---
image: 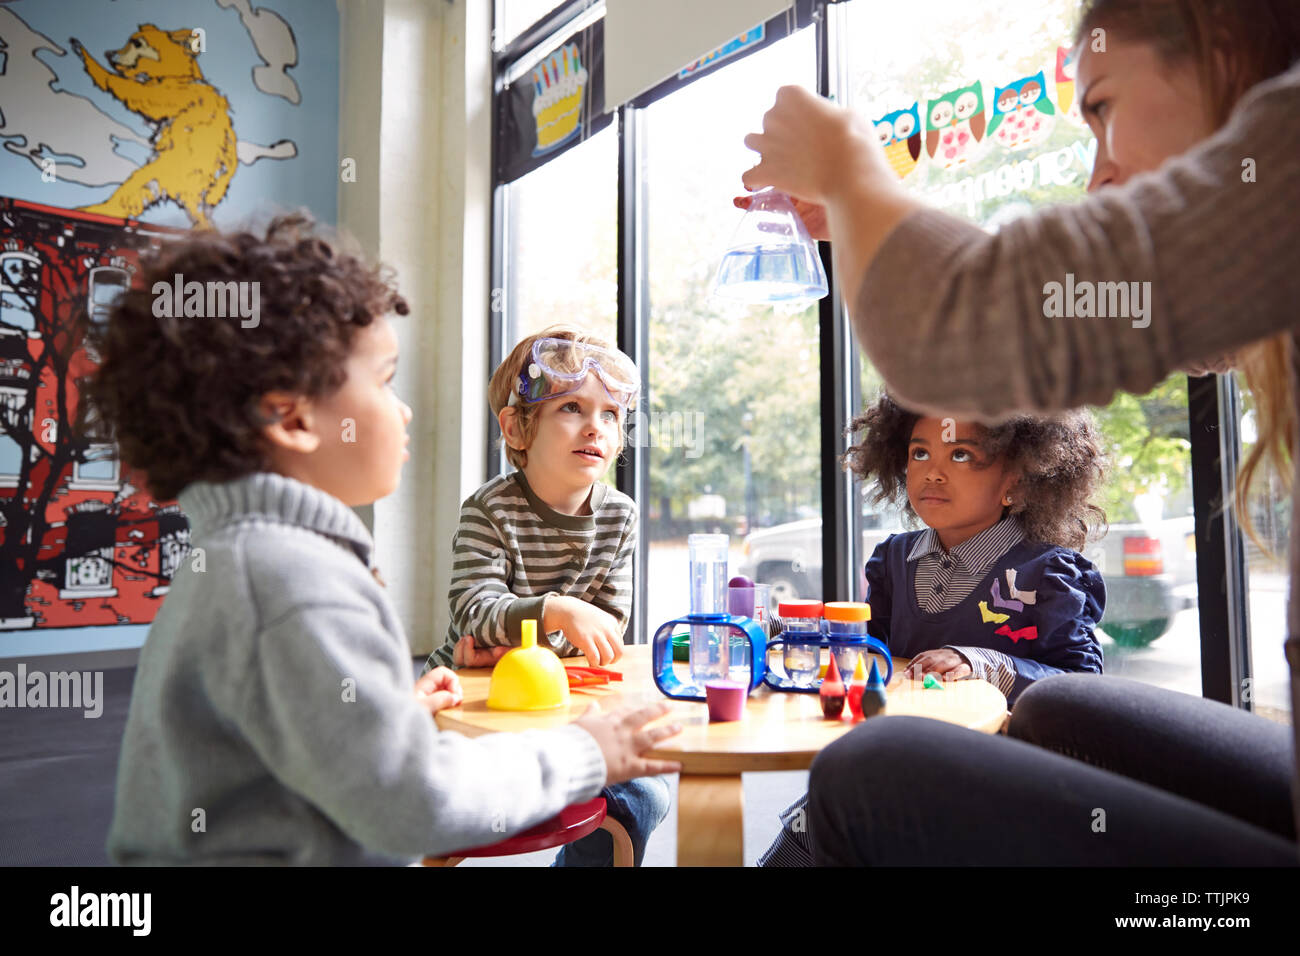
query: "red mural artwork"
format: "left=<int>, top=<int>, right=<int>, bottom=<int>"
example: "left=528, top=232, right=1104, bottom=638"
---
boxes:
left=0, top=196, right=187, bottom=631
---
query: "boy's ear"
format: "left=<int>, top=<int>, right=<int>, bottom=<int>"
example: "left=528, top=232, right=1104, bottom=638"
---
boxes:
left=498, top=406, right=527, bottom=451
left=259, top=392, right=322, bottom=454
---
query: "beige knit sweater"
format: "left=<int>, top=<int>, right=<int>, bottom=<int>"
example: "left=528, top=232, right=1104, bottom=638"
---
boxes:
left=852, top=62, right=1300, bottom=851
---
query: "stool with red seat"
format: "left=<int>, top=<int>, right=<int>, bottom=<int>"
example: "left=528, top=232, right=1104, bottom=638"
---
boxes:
left=422, top=796, right=633, bottom=867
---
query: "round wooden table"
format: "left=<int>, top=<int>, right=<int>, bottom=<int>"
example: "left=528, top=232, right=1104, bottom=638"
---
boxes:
left=434, top=644, right=1007, bottom=866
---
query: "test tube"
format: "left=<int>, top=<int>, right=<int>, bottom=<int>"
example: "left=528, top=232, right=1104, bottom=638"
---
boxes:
left=688, top=534, right=729, bottom=686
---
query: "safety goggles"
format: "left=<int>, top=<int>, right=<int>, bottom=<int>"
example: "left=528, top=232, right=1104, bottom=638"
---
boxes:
left=508, top=337, right=641, bottom=409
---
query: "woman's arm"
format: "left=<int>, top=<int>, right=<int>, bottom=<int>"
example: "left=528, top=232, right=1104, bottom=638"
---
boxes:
left=745, top=67, right=1300, bottom=419
left=742, top=85, right=921, bottom=302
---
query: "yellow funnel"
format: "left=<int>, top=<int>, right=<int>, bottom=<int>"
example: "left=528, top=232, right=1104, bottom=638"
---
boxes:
left=487, top=620, right=571, bottom=711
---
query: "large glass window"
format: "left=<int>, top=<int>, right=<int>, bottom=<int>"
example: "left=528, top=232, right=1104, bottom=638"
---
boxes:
left=841, top=0, right=1199, bottom=694
left=505, top=127, right=617, bottom=345
left=491, top=1, right=1263, bottom=711
left=1239, top=383, right=1292, bottom=724
left=501, top=124, right=617, bottom=483
left=642, top=30, right=819, bottom=617
left=495, top=0, right=568, bottom=51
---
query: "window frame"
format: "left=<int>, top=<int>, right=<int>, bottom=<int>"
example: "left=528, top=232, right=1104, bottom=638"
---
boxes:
left=487, top=0, right=1258, bottom=715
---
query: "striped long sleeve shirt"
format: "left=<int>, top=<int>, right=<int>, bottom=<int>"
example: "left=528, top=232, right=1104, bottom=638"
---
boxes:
left=425, top=470, right=637, bottom=670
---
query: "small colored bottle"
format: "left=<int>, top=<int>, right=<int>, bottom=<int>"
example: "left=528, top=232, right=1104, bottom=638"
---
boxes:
left=824, top=602, right=872, bottom=682
left=859, top=658, right=887, bottom=719
left=819, top=653, right=846, bottom=719
left=777, top=599, right=823, bottom=687
left=846, top=653, right=868, bottom=720
left=687, top=533, right=730, bottom=688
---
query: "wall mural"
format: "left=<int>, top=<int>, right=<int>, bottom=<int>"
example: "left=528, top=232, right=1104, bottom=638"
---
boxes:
left=0, top=0, right=338, bottom=650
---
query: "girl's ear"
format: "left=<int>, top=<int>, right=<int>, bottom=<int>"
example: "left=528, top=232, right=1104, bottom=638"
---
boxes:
left=1001, top=469, right=1022, bottom=507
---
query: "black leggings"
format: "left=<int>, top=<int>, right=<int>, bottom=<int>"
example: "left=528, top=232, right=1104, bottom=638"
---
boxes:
left=806, top=674, right=1299, bottom=865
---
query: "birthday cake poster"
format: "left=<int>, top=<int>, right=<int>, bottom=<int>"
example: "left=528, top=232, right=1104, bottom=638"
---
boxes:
left=499, top=18, right=608, bottom=183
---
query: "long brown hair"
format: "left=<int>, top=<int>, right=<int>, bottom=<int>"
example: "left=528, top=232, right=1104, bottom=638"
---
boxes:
left=1077, top=0, right=1300, bottom=550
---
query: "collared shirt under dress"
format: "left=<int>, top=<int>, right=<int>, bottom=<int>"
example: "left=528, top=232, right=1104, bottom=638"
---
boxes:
left=876, top=515, right=1105, bottom=704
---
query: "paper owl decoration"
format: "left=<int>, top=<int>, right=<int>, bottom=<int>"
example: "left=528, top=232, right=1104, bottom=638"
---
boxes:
left=986, top=71, right=1057, bottom=151
left=925, top=81, right=986, bottom=169
left=1056, top=46, right=1086, bottom=126
left=874, top=103, right=923, bottom=180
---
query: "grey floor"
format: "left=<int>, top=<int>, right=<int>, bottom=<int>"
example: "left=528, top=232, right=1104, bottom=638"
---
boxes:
left=0, top=658, right=804, bottom=866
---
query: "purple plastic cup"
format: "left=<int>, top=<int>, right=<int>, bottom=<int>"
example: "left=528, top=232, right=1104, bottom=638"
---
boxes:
left=705, top=680, right=746, bottom=722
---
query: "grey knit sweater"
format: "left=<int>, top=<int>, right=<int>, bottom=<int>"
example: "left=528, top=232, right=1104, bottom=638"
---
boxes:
left=106, top=473, right=606, bottom=865
left=852, top=63, right=1300, bottom=849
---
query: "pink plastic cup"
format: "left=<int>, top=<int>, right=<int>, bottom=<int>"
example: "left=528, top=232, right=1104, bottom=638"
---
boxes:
left=705, top=680, right=746, bottom=722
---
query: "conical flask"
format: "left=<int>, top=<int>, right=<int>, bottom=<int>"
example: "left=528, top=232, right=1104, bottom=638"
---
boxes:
left=711, top=189, right=829, bottom=303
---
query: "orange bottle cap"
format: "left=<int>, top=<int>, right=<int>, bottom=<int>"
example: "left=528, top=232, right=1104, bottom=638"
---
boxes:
left=823, top=601, right=871, bottom=622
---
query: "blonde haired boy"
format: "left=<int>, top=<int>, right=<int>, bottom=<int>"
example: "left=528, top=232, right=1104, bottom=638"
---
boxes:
left=425, top=326, right=669, bottom=866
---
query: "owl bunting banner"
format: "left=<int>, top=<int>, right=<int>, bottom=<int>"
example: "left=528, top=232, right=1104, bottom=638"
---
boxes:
left=986, top=70, right=1057, bottom=152
left=873, top=103, right=922, bottom=180
left=925, top=80, right=987, bottom=170
left=1056, top=46, right=1087, bottom=127
left=867, top=40, right=1092, bottom=182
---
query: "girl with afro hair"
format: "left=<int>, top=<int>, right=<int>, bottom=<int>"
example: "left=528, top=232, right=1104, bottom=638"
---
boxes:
left=841, top=389, right=1109, bottom=701
left=758, top=391, right=1109, bottom=866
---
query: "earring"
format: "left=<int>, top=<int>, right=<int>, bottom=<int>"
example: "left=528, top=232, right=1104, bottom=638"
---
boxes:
left=1003, top=496, right=1013, bottom=506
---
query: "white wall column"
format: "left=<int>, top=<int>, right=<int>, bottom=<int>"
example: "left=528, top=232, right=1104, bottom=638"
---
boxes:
left=338, top=0, right=491, bottom=655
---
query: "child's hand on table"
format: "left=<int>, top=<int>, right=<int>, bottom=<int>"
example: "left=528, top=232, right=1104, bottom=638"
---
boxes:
left=575, top=701, right=682, bottom=786
left=543, top=596, right=624, bottom=667
left=904, top=649, right=972, bottom=682
left=414, top=666, right=463, bottom=715
left=452, top=634, right=510, bottom=668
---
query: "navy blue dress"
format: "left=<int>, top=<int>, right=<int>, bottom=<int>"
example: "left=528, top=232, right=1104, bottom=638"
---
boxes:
left=865, top=532, right=1105, bottom=704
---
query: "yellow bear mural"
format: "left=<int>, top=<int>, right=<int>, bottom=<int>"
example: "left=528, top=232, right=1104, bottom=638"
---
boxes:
left=71, top=24, right=237, bottom=228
